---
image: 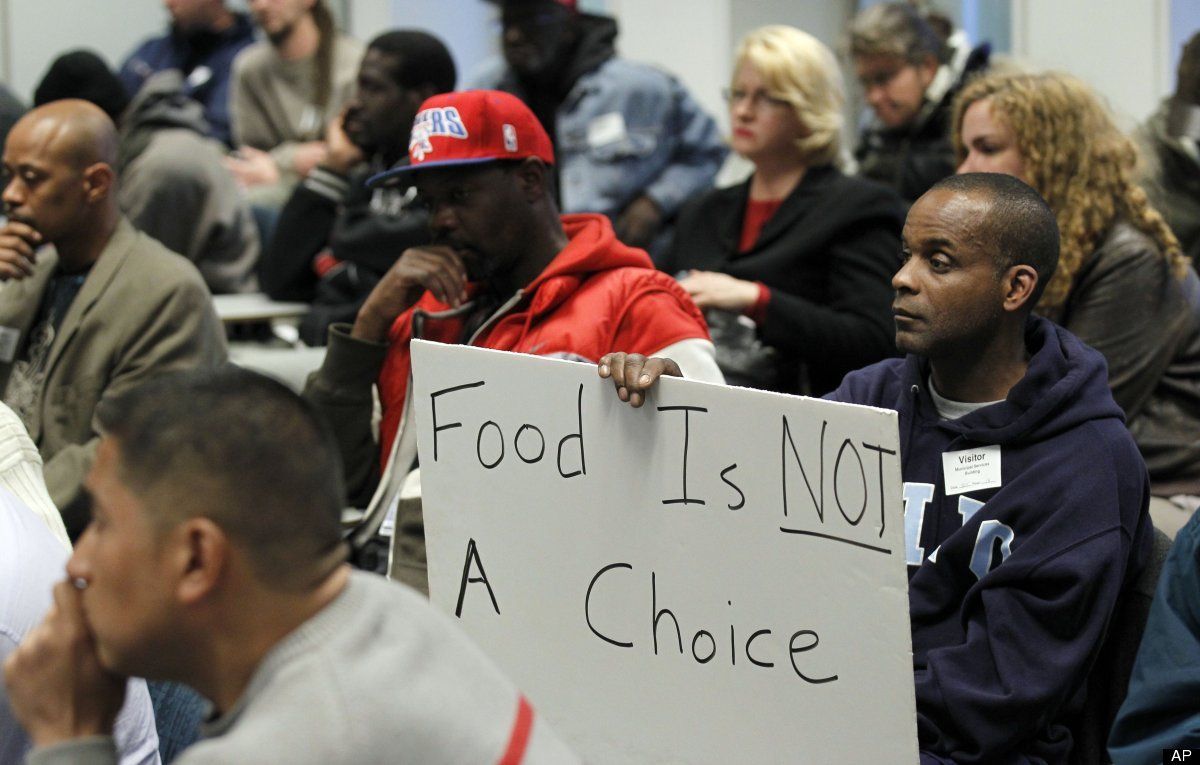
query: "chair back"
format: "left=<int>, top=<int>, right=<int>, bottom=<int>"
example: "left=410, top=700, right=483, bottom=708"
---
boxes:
left=1069, top=526, right=1173, bottom=765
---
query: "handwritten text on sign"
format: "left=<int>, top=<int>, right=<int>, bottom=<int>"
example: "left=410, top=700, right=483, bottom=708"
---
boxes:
left=413, top=341, right=918, bottom=764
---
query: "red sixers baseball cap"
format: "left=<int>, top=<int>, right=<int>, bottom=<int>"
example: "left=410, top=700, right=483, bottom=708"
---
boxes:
left=366, top=90, right=555, bottom=188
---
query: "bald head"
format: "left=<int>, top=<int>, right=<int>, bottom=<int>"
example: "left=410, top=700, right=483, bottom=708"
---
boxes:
left=927, top=173, right=1059, bottom=308
left=2, top=99, right=120, bottom=258
left=11, top=99, right=118, bottom=170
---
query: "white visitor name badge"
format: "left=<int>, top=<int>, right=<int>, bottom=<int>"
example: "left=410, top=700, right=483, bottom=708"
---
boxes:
left=587, top=111, right=627, bottom=148
left=0, top=327, right=20, bottom=364
left=942, top=444, right=1002, bottom=495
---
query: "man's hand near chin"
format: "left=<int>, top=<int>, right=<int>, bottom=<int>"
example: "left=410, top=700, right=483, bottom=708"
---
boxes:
left=0, top=219, right=43, bottom=281
left=3, top=579, right=126, bottom=750
left=352, top=245, right=470, bottom=343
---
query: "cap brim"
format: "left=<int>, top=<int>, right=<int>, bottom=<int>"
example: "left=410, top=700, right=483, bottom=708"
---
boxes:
left=365, top=157, right=502, bottom=189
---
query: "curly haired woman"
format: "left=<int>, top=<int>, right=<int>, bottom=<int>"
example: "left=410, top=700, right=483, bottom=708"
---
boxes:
left=954, top=71, right=1200, bottom=506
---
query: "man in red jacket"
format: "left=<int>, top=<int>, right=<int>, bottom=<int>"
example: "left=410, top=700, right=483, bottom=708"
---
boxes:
left=304, top=89, right=719, bottom=583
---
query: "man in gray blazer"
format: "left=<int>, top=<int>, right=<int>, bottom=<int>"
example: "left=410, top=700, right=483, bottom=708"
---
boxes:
left=0, top=99, right=227, bottom=536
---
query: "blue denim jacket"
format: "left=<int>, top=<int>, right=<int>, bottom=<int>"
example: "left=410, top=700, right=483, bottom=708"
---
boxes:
left=474, top=56, right=726, bottom=220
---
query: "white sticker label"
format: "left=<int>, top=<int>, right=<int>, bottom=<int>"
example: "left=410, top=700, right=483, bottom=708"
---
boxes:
left=186, top=65, right=213, bottom=89
left=587, top=111, right=627, bottom=148
left=0, top=327, right=20, bottom=364
left=379, top=493, right=400, bottom=538
left=299, top=105, right=320, bottom=135
left=942, top=444, right=1002, bottom=496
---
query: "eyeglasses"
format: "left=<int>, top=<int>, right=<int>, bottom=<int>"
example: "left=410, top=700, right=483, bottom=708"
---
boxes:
left=722, top=88, right=791, bottom=110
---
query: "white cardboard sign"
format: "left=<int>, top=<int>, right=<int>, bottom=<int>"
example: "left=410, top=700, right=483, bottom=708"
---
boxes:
left=412, top=340, right=918, bottom=764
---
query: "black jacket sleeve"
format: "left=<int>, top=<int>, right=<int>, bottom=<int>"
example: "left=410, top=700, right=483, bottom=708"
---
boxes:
left=757, top=218, right=900, bottom=374
left=258, top=166, right=346, bottom=301
left=260, top=165, right=432, bottom=302
left=329, top=186, right=430, bottom=278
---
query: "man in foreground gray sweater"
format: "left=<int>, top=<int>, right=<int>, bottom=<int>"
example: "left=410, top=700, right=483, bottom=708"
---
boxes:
left=2, top=366, right=578, bottom=764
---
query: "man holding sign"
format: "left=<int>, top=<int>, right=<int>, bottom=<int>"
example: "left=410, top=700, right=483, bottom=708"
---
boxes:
left=617, top=173, right=1152, bottom=763
left=304, top=89, right=719, bottom=582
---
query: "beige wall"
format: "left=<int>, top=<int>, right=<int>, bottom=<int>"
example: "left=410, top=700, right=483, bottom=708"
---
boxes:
left=1010, top=0, right=1172, bottom=126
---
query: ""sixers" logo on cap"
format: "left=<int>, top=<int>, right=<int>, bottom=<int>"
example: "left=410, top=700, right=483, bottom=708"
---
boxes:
left=409, top=106, right=470, bottom=161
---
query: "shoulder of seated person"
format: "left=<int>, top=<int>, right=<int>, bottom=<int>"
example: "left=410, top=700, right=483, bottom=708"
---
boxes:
left=796, top=168, right=906, bottom=221
left=586, top=57, right=676, bottom=92
left=121, top=233, right=212, bottom=290
left=828, top=357, right=910, bottom=404
left=1083, top=221, right=1172, bottom=282
left=232, top=41, right=275, bottom=71
left=680, top=182, right=741, bottom=214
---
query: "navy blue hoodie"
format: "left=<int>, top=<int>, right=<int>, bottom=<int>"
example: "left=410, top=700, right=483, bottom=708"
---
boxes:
left=828, top=316, right=1152, bottom=763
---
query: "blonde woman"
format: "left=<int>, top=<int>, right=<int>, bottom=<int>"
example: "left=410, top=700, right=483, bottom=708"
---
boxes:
left=662, top=25, right=905, bottom=395
left=955, top=71, right=1200, bottom=500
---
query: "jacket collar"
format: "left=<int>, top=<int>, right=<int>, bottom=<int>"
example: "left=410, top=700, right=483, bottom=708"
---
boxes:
left=715, top=164, right=839, bottom=254
left=43, top=218, right=138, bottom=379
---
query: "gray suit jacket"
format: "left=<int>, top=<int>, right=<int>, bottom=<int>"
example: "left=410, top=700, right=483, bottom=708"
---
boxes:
left=0, top=218, right=227, bottom=528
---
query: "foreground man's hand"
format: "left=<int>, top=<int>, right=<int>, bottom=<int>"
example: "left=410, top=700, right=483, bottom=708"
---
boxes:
left=598, top=352, right=682, bottom=408
left=3, top=579, right=126, bottom=747
left=352, top=246, right=470, bottom=343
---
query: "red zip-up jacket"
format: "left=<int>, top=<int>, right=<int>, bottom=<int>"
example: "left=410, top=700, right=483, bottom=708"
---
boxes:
left=376, top=213, right=709, bottom=467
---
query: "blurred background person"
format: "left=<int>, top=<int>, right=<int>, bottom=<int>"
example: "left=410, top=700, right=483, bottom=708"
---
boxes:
left=226, top=0, right=363, bottom=220
left=473, top=0, right=726, bottom=254
left=955, top=71, right=1200, bottom=531
left=847, top=1, right=989, bottom=203
left=1137, top=30, right=1200, bottom=264
left=258, top=30, right=456, bottom=345
left=119, top=0, right=256, bottom=147
left=660, top=25, right=904, bottom=396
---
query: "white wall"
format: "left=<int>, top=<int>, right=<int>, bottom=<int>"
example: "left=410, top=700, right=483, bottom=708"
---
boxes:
left=374, top=0, right=498, bottom=85
left=729, top=0, right=855, bottom=54
left=606, top=0, right=730, bottom=131
left=1, top=0, right=1193, bottom=128
left=346, top=0, right=390, bottom=39
left=2, top=0, right=168, bottom=101
left=606, top=0, right=856, bottom=136
left=1011, top=0, right=1171, bottom=126
left=0, top=1, right=10, bottom=93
